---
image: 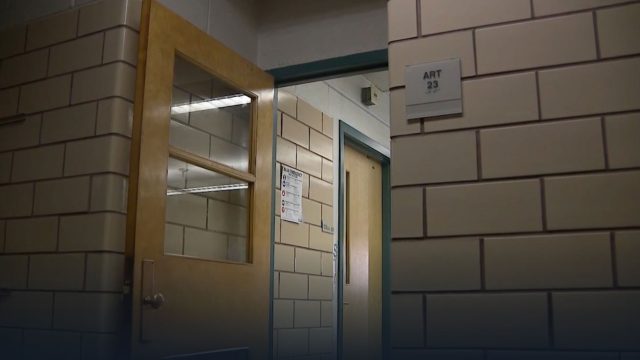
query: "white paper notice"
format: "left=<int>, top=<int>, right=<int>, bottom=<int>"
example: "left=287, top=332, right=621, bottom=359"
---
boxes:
left=281, top=166, right=303, bottom=223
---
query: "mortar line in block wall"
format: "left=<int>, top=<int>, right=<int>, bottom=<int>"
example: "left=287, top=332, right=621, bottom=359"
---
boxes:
left=306, top=326, right=311, bottom=355
left=592, top=11, right=602, bottom=60
left=45, top=48, right=51, bottom=77
left=50, top=292, right=56, bottom=329
left=82, top=253, right=89, bottom=290
left=61, top=143, right=67, bottom=177
left=25, top=254, right=31, bottom=289
left=392, top=107, right=640, bottom=139
left=1, top=133, right=132, bottom=158
left=391, top=226, right=640, bottom=243
left=0, top=60, right=137, bottom=93
left=0, top=210, right=110, bottom=221
left=0, top=95, right=133, bottom=122
left=610, top=232, right=619, bottom=287
left=75, top=7, right=81, bottom=37
left=30, top=182, right=36, bottom=215
left=36, top=113, right=44, bottom=146
left=22, top=25, right=29, bottom=53
left=390, top=166, right=640, bottom=190
left=540, top=178, right=548, bottom=231
left=0, top=288, right=125, bottom=296
left=534, top=71, right=543, bottom=120
left=8, top=151, right=15, bottom=184
left=547, top=292, right=555, bottom=348
left=475, top=130, right=482, bottom=180
left=391, top=286, right=640, bottom=295
left=15, top=86, right=22, bottom=115
left=19, top=329, right=24, bottom=359
left=68, top=73, right=74, bottom=108
left=600, top=117, right=610, bottom=169
left=92, top=100, right=100, bottom=136
left=529, top=0, right=535, bottom=17
left=56, top=216, right=61, bottom=252
left=86, top=175, right=93, bottom=212
left=422, top=293, right=427, bottom=347
left=395, top=0, right=640, bottom=41
left=0, top=250, right=125, bottom=257
left=2, top=220, right=7, bottom=252
left=479, top=238, right=486, bottom=290
left=415, top=0, right=422, bottom=38
left=290, top=298, right=295, bottom=329
left=79, top=334, right=85, bottom=359
left=422, top=187, right=427, bottom=238
left=0, top=209, right=127, bottom=223
left=100, top=32, right=107, bottom=65
left=387, top=54, right=640, bottom=92
left=0, top=25, right=142, bottom=61
left=472, top=29, right=479, bottom=75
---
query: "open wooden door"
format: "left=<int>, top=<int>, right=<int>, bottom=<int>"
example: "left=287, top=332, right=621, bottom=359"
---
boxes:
left=127, top=1, right=273, bottom=359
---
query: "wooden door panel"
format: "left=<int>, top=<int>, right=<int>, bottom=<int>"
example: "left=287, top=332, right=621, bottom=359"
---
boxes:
left=128, top=2, right=273, bottom=359
left=343, top=146, right=382, bottom=359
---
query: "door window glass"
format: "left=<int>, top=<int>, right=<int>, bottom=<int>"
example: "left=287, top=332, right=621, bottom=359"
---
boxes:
left=170, top=56, right=251, bottom=172
left=164, top=55, right=254, bottom=263
left=165, top=157, right=249, bottom=262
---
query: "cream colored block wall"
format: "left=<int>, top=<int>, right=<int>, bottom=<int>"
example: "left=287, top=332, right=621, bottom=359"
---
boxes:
left=0, top=0, right=140, bottom=358
left=274, top=92, right=335, bottom=360
left=388, top=0, right=640, bottom=358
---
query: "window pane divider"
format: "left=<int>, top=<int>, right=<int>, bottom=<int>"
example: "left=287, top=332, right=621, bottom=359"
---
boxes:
left=169, top=145, right=256, bottom=184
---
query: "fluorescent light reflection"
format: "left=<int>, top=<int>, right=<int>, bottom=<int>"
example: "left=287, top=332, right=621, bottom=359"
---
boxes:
left=171, top=94, right=251, bottom=114
left=167, top=183, right=248, bottom=196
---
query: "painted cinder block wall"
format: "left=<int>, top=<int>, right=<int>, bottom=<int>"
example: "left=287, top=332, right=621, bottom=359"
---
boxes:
left=0, top=0, right=140, bottom=358
left=387, top=0, right=640, bottom=358
left=273, top=91, right=335, bottom=359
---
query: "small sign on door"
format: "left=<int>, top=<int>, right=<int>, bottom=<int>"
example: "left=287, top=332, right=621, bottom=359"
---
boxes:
left=281, top=166, right=303, bottom=223
left=405, top=58, right=462, bottom=120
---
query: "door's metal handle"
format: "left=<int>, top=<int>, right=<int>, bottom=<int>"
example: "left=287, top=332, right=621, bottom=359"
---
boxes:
left=0, top=288, right=11, bottom=297
left=143, top=292, right=166, bottom=309
left=141, top=259, right=164, bottom=310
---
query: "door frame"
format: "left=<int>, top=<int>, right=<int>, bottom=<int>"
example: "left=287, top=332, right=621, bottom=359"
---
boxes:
left=337, top=121, right=391, bottom=360
left=268, top=50, right=388, bottom=86
left=271, top=50, right=389, bottom=360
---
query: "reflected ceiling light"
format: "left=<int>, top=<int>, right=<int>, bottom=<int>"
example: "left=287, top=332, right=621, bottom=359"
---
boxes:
left=167, top=183, right=248, bottom=196
left=171, top=94, right=251, bottom=114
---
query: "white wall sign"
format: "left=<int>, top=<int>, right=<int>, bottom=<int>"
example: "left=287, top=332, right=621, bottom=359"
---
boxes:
left=281, top=166, right=303, bottom=223
left=405, top=58, right=462, bottom=120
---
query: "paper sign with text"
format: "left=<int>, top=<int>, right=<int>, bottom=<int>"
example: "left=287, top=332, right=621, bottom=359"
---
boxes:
left=281, top=166, right=303, bottom=223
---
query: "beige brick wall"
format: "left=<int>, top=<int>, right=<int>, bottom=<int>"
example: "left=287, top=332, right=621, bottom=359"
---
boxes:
left=388, top=0, right=640, bottom=357
left=274, top=92, right=335, bottom=360
left=0, top=0, right=140, bottom=358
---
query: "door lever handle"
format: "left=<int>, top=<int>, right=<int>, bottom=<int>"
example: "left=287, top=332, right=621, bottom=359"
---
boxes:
left=0, top=288, right=11, bottom=297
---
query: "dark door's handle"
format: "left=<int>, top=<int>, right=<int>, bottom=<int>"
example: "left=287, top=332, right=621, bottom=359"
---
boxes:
left=143, top=292, right=166, bottom=309
left=0, top=288, right=11, bottom=297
